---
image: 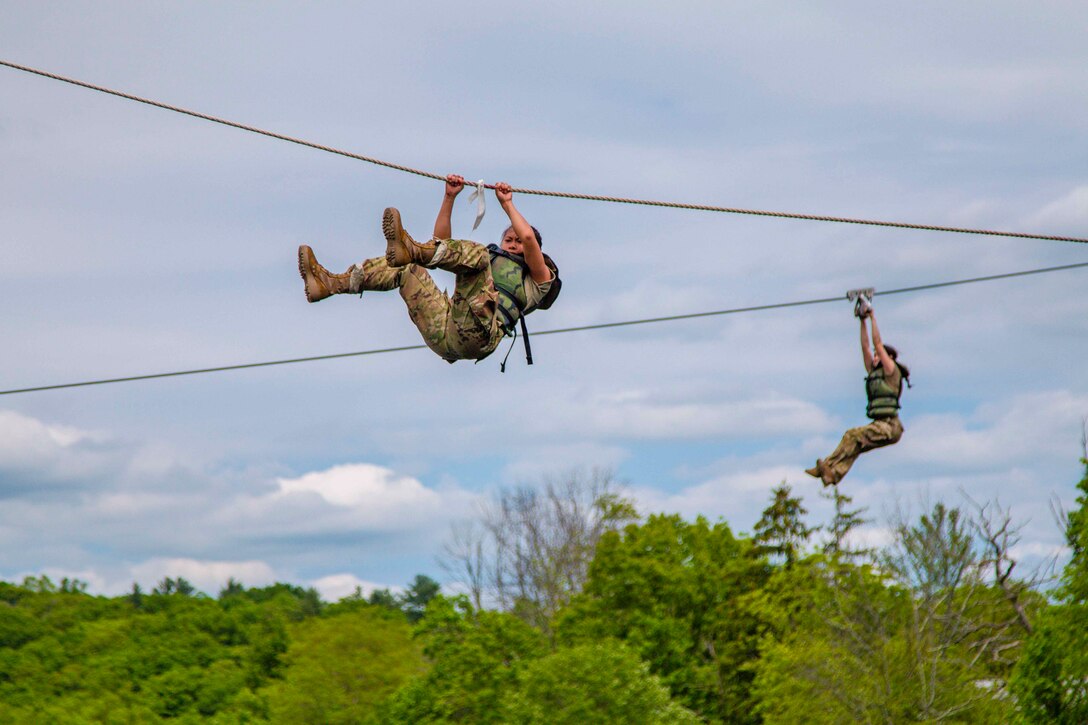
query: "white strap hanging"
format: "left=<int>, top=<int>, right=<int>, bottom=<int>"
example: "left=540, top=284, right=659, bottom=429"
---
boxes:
left=468, top=179, right=486, bottom=230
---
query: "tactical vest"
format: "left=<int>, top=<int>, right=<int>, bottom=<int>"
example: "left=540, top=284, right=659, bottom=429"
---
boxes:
left=865, top=364, right=903, bottom=420
left=487, top=245, right=560, bottom=333
left=489, top=250, right=534, bottom=332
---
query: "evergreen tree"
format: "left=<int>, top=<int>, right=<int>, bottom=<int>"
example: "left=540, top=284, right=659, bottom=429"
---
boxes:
left=820, top=486, right=871, bottom=561
left=753, top=482, right=815, bottom=566
left=401, top=574, right=441, bottom=622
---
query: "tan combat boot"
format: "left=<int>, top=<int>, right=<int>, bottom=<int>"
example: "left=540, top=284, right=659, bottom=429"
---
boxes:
left=383, top=207, right=437, bottom=267
left=298, top=245, right=353, bottom=303
left=805, top=459, right=835, bottom=487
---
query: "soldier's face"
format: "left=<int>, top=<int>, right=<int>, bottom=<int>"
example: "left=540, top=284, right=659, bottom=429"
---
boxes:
left=500, top=227, right=523, bottom=254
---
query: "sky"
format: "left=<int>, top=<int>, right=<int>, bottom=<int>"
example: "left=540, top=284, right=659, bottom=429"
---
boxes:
left=1, top=2, right=1086, bottom=600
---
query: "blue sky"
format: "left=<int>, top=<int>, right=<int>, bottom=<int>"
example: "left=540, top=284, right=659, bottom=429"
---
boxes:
left=2, top=2, right=1087, bottom=599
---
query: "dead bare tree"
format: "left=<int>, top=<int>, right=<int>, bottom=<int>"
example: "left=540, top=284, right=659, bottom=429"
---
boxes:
left=439, top=467, right=637, bottom=633
left=440, top=520, right=488, bottom=610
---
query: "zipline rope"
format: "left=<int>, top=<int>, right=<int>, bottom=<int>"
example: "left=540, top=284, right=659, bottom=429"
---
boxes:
left=3, top=59, right=1087, bottom=245
left=3, top=260, right=1086, bottom=397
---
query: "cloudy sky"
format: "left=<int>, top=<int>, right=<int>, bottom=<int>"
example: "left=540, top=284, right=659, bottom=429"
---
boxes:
left=2, top=2, right=1086, bottom=600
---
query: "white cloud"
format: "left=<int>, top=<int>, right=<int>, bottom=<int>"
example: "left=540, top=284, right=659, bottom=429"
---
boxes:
left=276, top=463, right=440, bottom=509
left=883, top=391, right=1088, bottom=471
left=309, top=573, right=399, bottom=602
left=2, top=2, right=1087, bottom=602
left=633, top=464, right=805, bottom=522
left=129, top=558, right=278, bottom=596
left=0, top=410, right=96, bottom=469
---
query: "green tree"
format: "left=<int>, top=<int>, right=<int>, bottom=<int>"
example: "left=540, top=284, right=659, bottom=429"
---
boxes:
left=368, top=588, right=399, bottom=609
left=152, top=576, right=198, bottom=596
left=557, top=514, right=769, bottom=723
left=1011, top=455, right=1088, bottom=723
left=1061, top=451, right=1088, bottom=602
left=401, top=574, right=441, bottom=622
left=820, top=486, right=872, bottom=560
left=753, top=501, right=1026, bottom=724
left=753, top=482, right=815, bottom=566
left=506, top=642, right=700, bottom=724
left=0, top=577, right=294, bottom=722
left=381, top=595, right=547, bottom=723
left=264, top=605, right=424, bottom=724
left=219, top=577, right=246, bottom=599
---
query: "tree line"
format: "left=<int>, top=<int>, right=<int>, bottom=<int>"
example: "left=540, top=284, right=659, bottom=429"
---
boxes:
left=1, top=462, right=1086, bottom=723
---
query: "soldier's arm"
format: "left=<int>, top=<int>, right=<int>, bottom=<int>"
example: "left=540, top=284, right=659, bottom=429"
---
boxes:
left=433, top=174, right=464, bottom=240
left=869, top=312, right=896, bottom=376
left=495, top=182, right=551, bottom=284
left=860, top=316, right=874, bottom=373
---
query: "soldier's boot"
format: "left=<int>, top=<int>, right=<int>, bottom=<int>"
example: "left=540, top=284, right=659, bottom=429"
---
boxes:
left=805, top=459, right=835, bottom=487
left=383, top=207, right=440, bottom=268
left=298, top=245, right=354, bottom=303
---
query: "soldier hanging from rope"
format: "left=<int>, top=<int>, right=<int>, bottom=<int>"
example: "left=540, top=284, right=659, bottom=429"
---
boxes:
left=806, top=291, right=910, bottom=486
left=298, top=175, right=560, bottom=366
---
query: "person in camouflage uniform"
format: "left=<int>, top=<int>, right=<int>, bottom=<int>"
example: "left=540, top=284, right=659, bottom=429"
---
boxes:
left=297, top=175, right=555, bottom=363
left=806, top=308, right=910, bottom=486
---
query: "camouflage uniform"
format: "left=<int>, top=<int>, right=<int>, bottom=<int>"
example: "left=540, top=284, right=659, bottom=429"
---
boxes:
left=815, top=364, right=905, bottom=486
left=819, top=416, right=903, bottom=486
left=352, top=238, right=504, bottom=363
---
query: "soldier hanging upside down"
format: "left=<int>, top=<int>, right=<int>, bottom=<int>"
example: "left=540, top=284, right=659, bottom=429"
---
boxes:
left=806, top=303, right=910, bottom=487
left=297, top=175, right=558, bottom=363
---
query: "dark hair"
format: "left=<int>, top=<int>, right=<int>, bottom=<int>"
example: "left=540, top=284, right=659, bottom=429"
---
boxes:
left=883, top=344, right=911, bottom=385
left=502, top=225, right=543, bottom=248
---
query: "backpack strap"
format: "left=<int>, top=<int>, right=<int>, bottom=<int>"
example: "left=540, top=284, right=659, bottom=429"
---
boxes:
left=498, top=317, right=534, bottom=373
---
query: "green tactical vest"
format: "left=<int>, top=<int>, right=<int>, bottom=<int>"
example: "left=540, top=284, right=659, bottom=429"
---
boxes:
left=488, top=247, right=539, bottom=332
left=865, top=364, right=903, bottom=420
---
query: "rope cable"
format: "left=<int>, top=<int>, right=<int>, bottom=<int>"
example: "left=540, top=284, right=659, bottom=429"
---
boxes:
left=3, top=260, right=1086, bottom=397
left=3, top=59, right=1087, bottom=245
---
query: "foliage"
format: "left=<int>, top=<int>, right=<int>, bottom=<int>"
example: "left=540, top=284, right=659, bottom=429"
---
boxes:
left=1011, top=456, right=1088, bottom=722
left=506, top=642, right=700, bottom=724
left=0, top=577, right=422, bottom=722
left=380, top=595, right=547, bottom=723
left=752, top=501, right=1032, bottom=724
left=1060, top=455, right=1088, bottom=603
left=262, top=606, right=424, bottom=724
left=3, top=456, right=1085, bottom=724
left=1010, top=603, right=1088, bottom=724
left=557, top=513, right=771, bottom=723
left=753, top=482, right=816, bottom=566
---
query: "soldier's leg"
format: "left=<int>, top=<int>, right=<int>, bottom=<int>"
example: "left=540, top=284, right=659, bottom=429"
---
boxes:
left=820, top=418, right=904, bottom=486
left=436, top=240, right=502, bottom=358
left=351, top=255, right=404, bottom=291
left=398, top=264, right=456, bottom=361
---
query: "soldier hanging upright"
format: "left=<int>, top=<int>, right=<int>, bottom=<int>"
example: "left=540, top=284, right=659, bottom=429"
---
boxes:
left=806, top=294, right=910, bottom=486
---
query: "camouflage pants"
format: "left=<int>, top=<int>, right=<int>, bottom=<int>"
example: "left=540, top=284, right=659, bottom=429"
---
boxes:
left=353, top=239, right=504, bottom=363
left=821, top=416, right=903, bottom=486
